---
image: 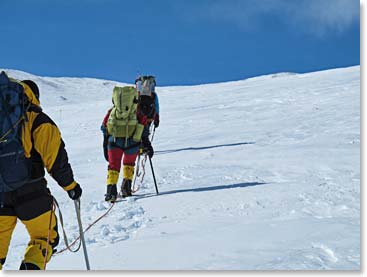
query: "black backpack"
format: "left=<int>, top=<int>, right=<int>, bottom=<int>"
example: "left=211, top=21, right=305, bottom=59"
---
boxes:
left=139, top=94, right=156, bottom=119
left=137, top=76, right=156, bottom=118
left=0, top=71, right=30, bottom=196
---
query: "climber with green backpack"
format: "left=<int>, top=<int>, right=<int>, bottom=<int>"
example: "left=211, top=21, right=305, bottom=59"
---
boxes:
left=101, top=86, right=148, bottom=201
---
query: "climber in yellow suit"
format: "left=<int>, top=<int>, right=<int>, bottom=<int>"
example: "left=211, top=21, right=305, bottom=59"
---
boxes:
left=0, top=77, right=82, bottom=270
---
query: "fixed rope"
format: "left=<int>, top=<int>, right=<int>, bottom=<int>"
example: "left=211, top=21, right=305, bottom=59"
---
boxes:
left=132, top=153, right=148, bottom=193
left=54, top=125, right=157, bottom=256
left=43, top=201, right=56, bottom=270
left=132, top=125, right=155, bottom=193
left=54, top=199, right=115, bottom=255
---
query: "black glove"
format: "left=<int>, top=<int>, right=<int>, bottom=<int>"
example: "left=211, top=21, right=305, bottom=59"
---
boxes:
left=145, top=144, right=154, bottom=158
left=142, top=138, right=154, bottom=158
left=154, top=114, right=159, bottom=128
left=67, top=183, right=82, bottom=200
left=154, top=119, right=159, bottom=128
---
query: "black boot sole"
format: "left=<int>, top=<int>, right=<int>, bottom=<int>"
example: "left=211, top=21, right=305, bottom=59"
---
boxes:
left=105, top=195, right=117, bottom=202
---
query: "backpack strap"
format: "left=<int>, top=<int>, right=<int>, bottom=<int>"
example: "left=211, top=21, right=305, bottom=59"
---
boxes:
left=0, top=74, right=27, bottom=143
left=0, top=86, right=23, bottom=143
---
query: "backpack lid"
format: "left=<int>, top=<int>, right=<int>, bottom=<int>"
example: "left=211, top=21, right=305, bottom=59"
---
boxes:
left=112, top=86, right=138, bottom=119
left=0, top=71, right=7, bottom=80
left=135, top=75, right=156, bottom=96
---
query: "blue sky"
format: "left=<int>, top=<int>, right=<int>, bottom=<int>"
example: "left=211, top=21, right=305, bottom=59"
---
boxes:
left=0, top=0, right=360, bottom=85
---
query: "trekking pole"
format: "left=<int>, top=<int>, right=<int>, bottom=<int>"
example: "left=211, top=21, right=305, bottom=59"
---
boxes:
left=148, top=155, right=159, bottom=195
left=150, top=126, right=156, bottom=143
left=74, top=199, right=91, bottom=270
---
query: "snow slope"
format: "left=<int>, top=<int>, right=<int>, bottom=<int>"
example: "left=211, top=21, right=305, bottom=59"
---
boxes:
left=1, top=66, right=360, bottom=270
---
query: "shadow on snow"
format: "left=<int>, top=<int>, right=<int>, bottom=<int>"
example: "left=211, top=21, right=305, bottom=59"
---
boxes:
left=137, top=182, right=266, bottom=199
left=155, top=141, right=255, bottom=155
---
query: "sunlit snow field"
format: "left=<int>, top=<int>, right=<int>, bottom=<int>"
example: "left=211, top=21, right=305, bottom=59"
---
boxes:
left=2, top=66, right=360, bottom=270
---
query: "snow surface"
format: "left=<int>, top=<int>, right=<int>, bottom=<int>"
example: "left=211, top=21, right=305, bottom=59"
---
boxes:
left=0, top=66, right=360, bottom=270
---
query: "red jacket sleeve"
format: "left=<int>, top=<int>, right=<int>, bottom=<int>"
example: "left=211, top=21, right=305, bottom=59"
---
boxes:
left=102, top=108, right=112, bottom=128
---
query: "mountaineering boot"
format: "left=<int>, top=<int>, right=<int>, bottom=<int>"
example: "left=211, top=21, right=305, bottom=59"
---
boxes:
left=121, top=179, right=132, bottom=198
left=105, top=169, right=119, bottom=201
left=105, top=184, right=117, bottom=202
left=19, top=262, right=41, bottom=270
left=121, top=165, right=134, bottom=197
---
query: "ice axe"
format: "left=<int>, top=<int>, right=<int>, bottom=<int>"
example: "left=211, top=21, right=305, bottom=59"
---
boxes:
left=149, top=126, right=158, bottom=194
left=73, top=198, right=90, bottom=270
left=150, top=126, right=156, bottom=142
left=148, top=155, right=159, bottom=195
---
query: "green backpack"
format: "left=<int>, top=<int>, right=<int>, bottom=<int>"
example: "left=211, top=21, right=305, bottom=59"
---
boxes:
left=107, top=86, right=144, bottom=143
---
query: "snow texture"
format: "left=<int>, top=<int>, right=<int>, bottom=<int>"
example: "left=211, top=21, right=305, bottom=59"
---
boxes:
left=1, top=66, right=360, bottom=270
